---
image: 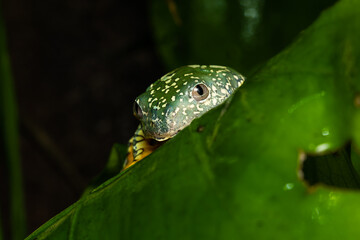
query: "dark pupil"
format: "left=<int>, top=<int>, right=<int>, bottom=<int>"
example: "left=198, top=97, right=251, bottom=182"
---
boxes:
left=195, top=85, right=204, bottom=95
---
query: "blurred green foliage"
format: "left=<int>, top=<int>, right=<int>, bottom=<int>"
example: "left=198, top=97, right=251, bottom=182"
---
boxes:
left=150, top=0, right=337, bottom=74
left=0, top=4, right=27, bottom=240
left=25, top=0, right=360, bottom=239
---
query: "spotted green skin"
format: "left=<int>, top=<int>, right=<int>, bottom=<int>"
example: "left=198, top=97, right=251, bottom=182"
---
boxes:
left=135, top=65, right=245, bottom=141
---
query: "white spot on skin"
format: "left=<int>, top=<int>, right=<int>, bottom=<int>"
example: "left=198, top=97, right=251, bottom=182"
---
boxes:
left=157, top=87, right=161, bottom=90
left=171, top=82, right=177, bottom=86
left=212, top=85, right=217, bottom=92
left=221, top=89, right=229, bottom=95
left=176, top=89, right=180, bottom=93
left=148, top=98, right=152, bottom=102
left=187, top=65, right=201, bottom=68
left=165, top=89, right=169, bottom=94
left=150, top=90, right=155, bottom=95
left=183, top=82, right=188, bottom=85
left=165, top=108, right=171, bottom=117
left=212, top=98, right=217, bottom=105
left=204, top=100, right=211, bottom=106
left=175, top=78, right=180, bottom=82
left=162, top=98, right=166, bottom=103
left=189, top=104, right=195, bottom=108
left=162, top=103, right=167, bottom=108
left=184, top=73, right=193, bottom=76
left=171, top=96, right=176, bottom=101
left=209, top=65, right=226, bottom=69
left=163, top=72, right=176, bottom=80
left=196, top=105, right=204, bottom=111
left=180, top=98, right=183, bottom=102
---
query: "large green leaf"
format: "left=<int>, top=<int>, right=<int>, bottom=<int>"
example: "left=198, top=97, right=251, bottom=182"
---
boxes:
left=26, top=0, right=360, bottom=239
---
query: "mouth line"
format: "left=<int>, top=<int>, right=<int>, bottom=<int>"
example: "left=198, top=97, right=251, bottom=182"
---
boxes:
left=143, top=127, right=182, bottom=142
left=147, top=138, right=166, bottom=146
left=145, top=131, right=175, bottom=142
left=151, top=130, right=181, bottom=142
left=152, top=136, right=171, bottom=142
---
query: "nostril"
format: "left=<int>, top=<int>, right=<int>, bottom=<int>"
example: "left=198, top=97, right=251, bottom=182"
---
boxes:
left=133, top=101, right=143, bottom=119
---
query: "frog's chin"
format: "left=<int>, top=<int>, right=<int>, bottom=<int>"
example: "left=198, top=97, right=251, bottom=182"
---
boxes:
left=151, top=135, right=172, bottom=142
left=147, top=131, right=179, bottom=142
left=143, top=125, right=182, bottom=141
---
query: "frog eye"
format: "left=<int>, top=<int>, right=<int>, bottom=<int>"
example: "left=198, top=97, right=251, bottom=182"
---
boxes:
left=133, top=101, right=143, bottom=119
left=192, top=84, right=209, bottom=102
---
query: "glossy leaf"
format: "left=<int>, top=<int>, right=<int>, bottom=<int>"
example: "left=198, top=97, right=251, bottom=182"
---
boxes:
left=26, top=0, right=360, bottom=239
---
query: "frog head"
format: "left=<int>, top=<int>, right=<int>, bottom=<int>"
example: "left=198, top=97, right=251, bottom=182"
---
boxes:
left=133, top=65, right=245, bottom=141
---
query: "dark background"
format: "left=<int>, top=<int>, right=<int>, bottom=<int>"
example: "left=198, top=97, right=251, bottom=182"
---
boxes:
left=2, top=0, right=163, bottom=234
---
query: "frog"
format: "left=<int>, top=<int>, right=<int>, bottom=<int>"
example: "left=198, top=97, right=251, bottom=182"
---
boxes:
left=122, top=65, right=245, bottom=171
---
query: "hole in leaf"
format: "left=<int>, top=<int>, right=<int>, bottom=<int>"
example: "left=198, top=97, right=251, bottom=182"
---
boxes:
left=301, top=143, right=360, bottom=190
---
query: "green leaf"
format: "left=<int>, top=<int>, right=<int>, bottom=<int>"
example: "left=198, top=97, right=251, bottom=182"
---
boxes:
left=0, top=4, right=27, bottom=240
left=150, top=0, right=338, bottom=73
left=26, top=0, right=360, bottom=239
